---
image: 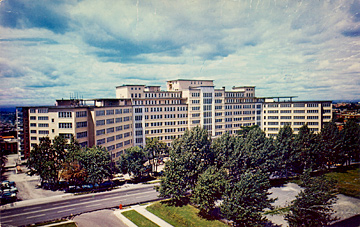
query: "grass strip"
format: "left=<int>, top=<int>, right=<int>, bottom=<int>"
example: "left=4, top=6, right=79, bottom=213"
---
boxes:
left=325, top=166, right=360, bottom=198
left=122, top=210, right=159, bottom=227
left=146, top=201, right=227, bottom=227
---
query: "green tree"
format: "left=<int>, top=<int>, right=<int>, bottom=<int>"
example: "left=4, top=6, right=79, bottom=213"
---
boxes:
left=27, top=137, right=61, bottom=187
left=340, top=119, right=360, bottom=165
left=158, top=126, right=212, bottom=203
left=237, top=125, right=259, bottom=138
left=78, top=146, right=112, bottom=185
left=211, top=132, right=242, bottom=171
left=319, top=121, right=341, bottom=168
left=221, top=170, right=274, bottom=226
left=158, top=156, right=188, bottom=204
left=119, top=146, right=146, bottom=179
left=144, top=137, right=169, bottom=174
left=285, top=172, right=338, bottom=226
left=170, top=126, right=212, bottom=189
left=191, top=166, right=226, bottom=216
left=293, top=125, right=321, bottom=173
left=239, top=127, right=276, bottom=175
left=274, top=125, right=296, bottom=177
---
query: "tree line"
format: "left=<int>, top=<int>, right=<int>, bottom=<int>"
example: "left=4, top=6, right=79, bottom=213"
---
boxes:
left=158, top=120, right=360, bottom=226
left=27, top=136, right=169, bottom=189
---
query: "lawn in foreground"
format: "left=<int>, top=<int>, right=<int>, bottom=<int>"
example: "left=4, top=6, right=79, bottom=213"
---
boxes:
left=146, top=201, right=227, bottom=227
left=325, top=165, right=360, bottom=198
left=122, top=210, right=159, bottom=227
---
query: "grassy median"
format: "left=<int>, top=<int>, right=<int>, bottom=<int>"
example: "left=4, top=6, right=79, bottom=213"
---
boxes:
left=122, top=210, right=159, bottom=227
left=146, top=201, right=227, bottom=227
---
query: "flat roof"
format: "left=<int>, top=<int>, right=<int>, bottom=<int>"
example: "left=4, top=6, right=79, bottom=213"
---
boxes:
left=167, top=79, right=214, bottom=82
left=116, top=85, right=146, bottom=88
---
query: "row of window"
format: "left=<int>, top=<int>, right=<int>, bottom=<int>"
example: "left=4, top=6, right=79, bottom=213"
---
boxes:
left=265, top=116, right=319, bottom=120
left=96, top=109, right=130, bottom=116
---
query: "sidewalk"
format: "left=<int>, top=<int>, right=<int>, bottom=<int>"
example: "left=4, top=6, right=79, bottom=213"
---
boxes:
left=115, top=204, right=173, bottom=227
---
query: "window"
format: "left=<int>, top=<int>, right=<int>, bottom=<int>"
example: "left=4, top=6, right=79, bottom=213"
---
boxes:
left=280, top=110, right=291, bottom=113
left=39, top=130, right=49, bottom=134
left=308, top=122, right=319, bottom=125
left=107, top=136, right=115, bottom=142
left=280, top=104, right=291, bottom=108
left=38, top=108, right=48, bottom=113
left=96, top=120, right=105, bottom=126
left=268, top=116, right=279, bottom=119
left=115, top=109, right=123, bottom=114
left=294, top=110, right=305, bottom=113
left=30, top=130, right=36, bottom=133
left=76, top=121, right=87, bottom=128
left=31, top=137, right=37, bottom=141
left=106, top=109, right=114, bottom=115
left=58, top=112, right=72, bottom=118
left=294, top=122, right=305, bottom=125
left=307, top=110, right=319, bottom=113
left=307, top=116, right=319, bottom=119
left=30, top=109, right=36, bottom=113
left=107, top=145, right=115, bottom=151
left=106, top=118, right=115, bottom=124
left=322, top=103, right=331, bottom=107
left=124, top=132, right=131, bottom=138
left=107, top=127, right=114, bottom=133
left=192, top=100, right=200, bottom=104
left=268, top=122, right=279, bottom=125
left=192, top=107, right=200, bottom=111
left=281, top=116, right=291, bottom=119
left=294, top=103, right=305, bottom=107
left=307, top=103, right=319, bottom=107
left=115, top=117, right=122, bottom=123
left=124, top=124, right=130, bottom=130
left=38, top=123, right=49, bottom=127
left=59, top=123, right=72, bottom=128
left=294, top=116, right=305, bottom=119
left=281, top=122, right=291, bottom=126
left=30, top=116, right=36, bottom=120
left=116, top=126, right=123, bottom=131
left=76, top=111, right=87, bottom=118
left=38, top=116, right=49, bottom=120
left=60, top=133, right=72, bottom=139
left=30, top=123, right=36, bottom=127
left=116, top=134, right=123, bottom=140
left=97, top=139, right=105, bottom=145
left=123, top=116, right=130, bottom=122
left=76, top=131, right=88, bottom=138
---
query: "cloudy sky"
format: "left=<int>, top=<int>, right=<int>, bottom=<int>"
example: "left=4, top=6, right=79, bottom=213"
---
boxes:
left=1, top=0, right=359, bottom=106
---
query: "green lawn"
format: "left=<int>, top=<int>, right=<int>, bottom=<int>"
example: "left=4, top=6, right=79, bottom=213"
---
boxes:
left=146, top=201, right=228, bottom=227
left=122, top=210, right=159, bottom=227
left=325, top=166, right=360, bottom=198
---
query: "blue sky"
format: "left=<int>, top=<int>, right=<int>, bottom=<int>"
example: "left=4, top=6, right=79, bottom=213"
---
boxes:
left=1, top=0, right=360, bottom=106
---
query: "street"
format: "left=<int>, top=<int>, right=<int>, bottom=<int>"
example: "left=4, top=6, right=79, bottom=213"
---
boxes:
left=1, top=184, right=160, bottom=227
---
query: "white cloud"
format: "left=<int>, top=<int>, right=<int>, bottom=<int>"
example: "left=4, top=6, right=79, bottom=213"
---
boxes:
left=0, top=0, right=359, bottom=105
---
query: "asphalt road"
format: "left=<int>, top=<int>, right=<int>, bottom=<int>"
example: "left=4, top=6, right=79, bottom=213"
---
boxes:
left=1, top=185, right=160, bottom=227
